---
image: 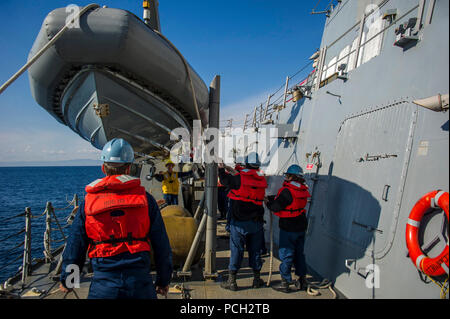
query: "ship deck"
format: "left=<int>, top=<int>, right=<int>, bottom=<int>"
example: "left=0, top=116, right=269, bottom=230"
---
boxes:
left=14, top=220, right=336, bottom=300
left=5, top=162, right=336, bottom=300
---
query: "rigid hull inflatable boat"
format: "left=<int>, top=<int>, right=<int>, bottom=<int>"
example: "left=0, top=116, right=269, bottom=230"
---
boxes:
left=28, top=6, right=209, bottom=154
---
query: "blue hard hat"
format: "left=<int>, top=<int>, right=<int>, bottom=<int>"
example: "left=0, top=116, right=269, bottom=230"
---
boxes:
left=235, top=156, right=245, bottom=165
left=245, top=152, right=261, bottom=167
left=285, top=164, right=304, bottom=176
left=100, top=138, right=135, bottom=164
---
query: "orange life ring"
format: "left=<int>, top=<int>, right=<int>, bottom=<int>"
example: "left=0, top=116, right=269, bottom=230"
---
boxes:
left=406, top=190, right=449, bottom=277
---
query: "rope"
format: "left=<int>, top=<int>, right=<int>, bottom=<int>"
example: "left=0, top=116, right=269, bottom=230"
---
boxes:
left=65, top=206, right=79, bottom=225
left=0, top=253, right=24, bottom=272
left=30, top=208, right=48, bottom=219
left=0, top=212, right=26, bottom=223
left=0, top=195, right=78, bottom=289
left=50, top=208, right=67, bottom=241
left=425, top=273, right=449, bottom=299
left=0, top=3, right=100, bottom=95
left=0, top=228, right=25, bottom=243
left=53, top=203, right=76, bottom=212
left=50, top=238, right=66, bottom=244
left=312, top=0, right=322, bottom=12
left=266, top=212, right=274, bottom=286
left=61, top=224, right=72, bottom=230
left=442, top=277, right=449, bottom=299
left=305, top=277, right=337, bottom=298
left=3, top=240, right=24, bottom=255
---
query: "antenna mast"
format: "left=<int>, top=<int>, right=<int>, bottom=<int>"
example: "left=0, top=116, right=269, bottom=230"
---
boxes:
left=143, top=0, right=161, bottom=32
left=311, top=0, right=341, bottom=17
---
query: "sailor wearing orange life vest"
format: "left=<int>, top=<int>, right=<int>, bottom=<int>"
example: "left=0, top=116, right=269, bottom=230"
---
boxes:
left=221, top=156, right=245, bottom=226
left=218, top=152, right=268, bottom=291
left=265, top=164, right=311, bottom=293
left=59, top=138, right=173, bottom=299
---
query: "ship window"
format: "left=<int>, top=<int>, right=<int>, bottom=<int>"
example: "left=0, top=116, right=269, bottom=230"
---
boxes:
left=316, top=4, right=387, bottom=87
left=347, top=37, right=359, bottom=72
left=360, top=14, right=386, bottom=65
left=338, top=45, right=350, bottom=69
left=324, top=56, right=338, bottom=79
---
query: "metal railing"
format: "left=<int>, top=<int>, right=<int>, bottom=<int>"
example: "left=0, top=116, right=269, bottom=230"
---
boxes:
left=237, top=60, right=316, bottom=131
left=226, top=0, right=423, bottom=132
left=0, top=194, right=79, bottom=289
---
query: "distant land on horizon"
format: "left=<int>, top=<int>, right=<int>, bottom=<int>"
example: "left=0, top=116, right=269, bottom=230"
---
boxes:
left=0, top=159, right=103, bottom=167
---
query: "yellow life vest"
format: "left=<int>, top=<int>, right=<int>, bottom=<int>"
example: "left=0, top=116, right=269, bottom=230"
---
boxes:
left=162, top=172, right=179, bottom=195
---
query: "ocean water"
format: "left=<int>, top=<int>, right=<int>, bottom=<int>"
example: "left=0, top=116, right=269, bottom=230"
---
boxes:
left=0, top=166, right=103, bottom=283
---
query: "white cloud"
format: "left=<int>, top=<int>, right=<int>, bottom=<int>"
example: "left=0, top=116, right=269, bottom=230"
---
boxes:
left=42, top=150, right=66, bottom=154
left=0, top=129, right=100, bottom=162
left=76, top=148, right=99, bottom=154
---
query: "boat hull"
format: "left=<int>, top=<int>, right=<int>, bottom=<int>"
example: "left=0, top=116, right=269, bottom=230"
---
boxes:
left=61, top=68, right=192, bottom=154
left=28, top=6, right=209, bottom=153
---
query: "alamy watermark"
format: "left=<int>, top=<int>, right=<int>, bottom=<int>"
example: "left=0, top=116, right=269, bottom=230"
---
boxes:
left=65, top=264, right=80, bottom=289
left=65, top=4, right=81, bottom=29
left=168, top=120, right=281, bottom=171
left=365, top=264, right=380, bottom=289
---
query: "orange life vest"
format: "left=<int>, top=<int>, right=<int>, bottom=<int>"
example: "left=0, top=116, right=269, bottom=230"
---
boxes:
left=227, top=169, right=268, bottom=206
left=274, top=180, right=310, bottom=218
left=84, top=175, right=151, bottom=258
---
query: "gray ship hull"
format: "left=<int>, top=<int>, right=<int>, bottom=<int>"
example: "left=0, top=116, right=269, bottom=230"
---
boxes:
left=260, top=0, right=449, bottom=299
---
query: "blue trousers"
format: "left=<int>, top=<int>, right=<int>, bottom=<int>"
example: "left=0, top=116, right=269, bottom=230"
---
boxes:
left=229, top=220, right=264, bottom=272
left=278, top=230, right=307, bottom=282
left=163, top=194, right=178, bottom=205
left=88, top=270, right=157, bottom=299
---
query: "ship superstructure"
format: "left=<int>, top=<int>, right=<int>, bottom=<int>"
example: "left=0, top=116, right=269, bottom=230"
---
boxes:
left=0, top=0, right=448, bottom=300
left=237, top=0, right=449, bottom=299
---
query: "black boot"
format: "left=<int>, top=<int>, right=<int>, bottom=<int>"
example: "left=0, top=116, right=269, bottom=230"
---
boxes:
left=294, top=276, right=307, bottom=291
left=252, top=271, right=265, bottom=288
left=271, top=278, right=290, bottom=293
left=221, top=272, right=238, bottom=291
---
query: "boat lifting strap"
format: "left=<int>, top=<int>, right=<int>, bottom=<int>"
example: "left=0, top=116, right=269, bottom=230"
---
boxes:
left=0, top=4, right=100, bottom=96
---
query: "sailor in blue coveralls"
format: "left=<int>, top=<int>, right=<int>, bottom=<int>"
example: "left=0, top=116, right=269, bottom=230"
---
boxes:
left=218, top=152, right=268, bottom=291
left=59, top=138, right=173, bottom=299
left=265, top=164, right=311, bottom=293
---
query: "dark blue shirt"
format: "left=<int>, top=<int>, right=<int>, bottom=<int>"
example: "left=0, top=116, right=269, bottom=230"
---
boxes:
left=218, top=167, right=265, bottom=222
left=267, top=188, right=308, bottom=233
left=154, top=170, right=194, bottom=182
left=60, top=193, right=173, bottom=288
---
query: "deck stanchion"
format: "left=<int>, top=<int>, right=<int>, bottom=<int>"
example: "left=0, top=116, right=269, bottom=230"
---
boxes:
left=44, top=203, right=52, bottom=263
left=193, top=192, right=206, bottom=222
left=21, top=207, right=32, bottom=286
left=203, top=75, right=220, bottom=280
left=179, top=210, right=207, bottom=277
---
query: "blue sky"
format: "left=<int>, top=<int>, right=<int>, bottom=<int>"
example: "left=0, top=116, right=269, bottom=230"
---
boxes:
left=0, top=0, right=327, bottom=162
